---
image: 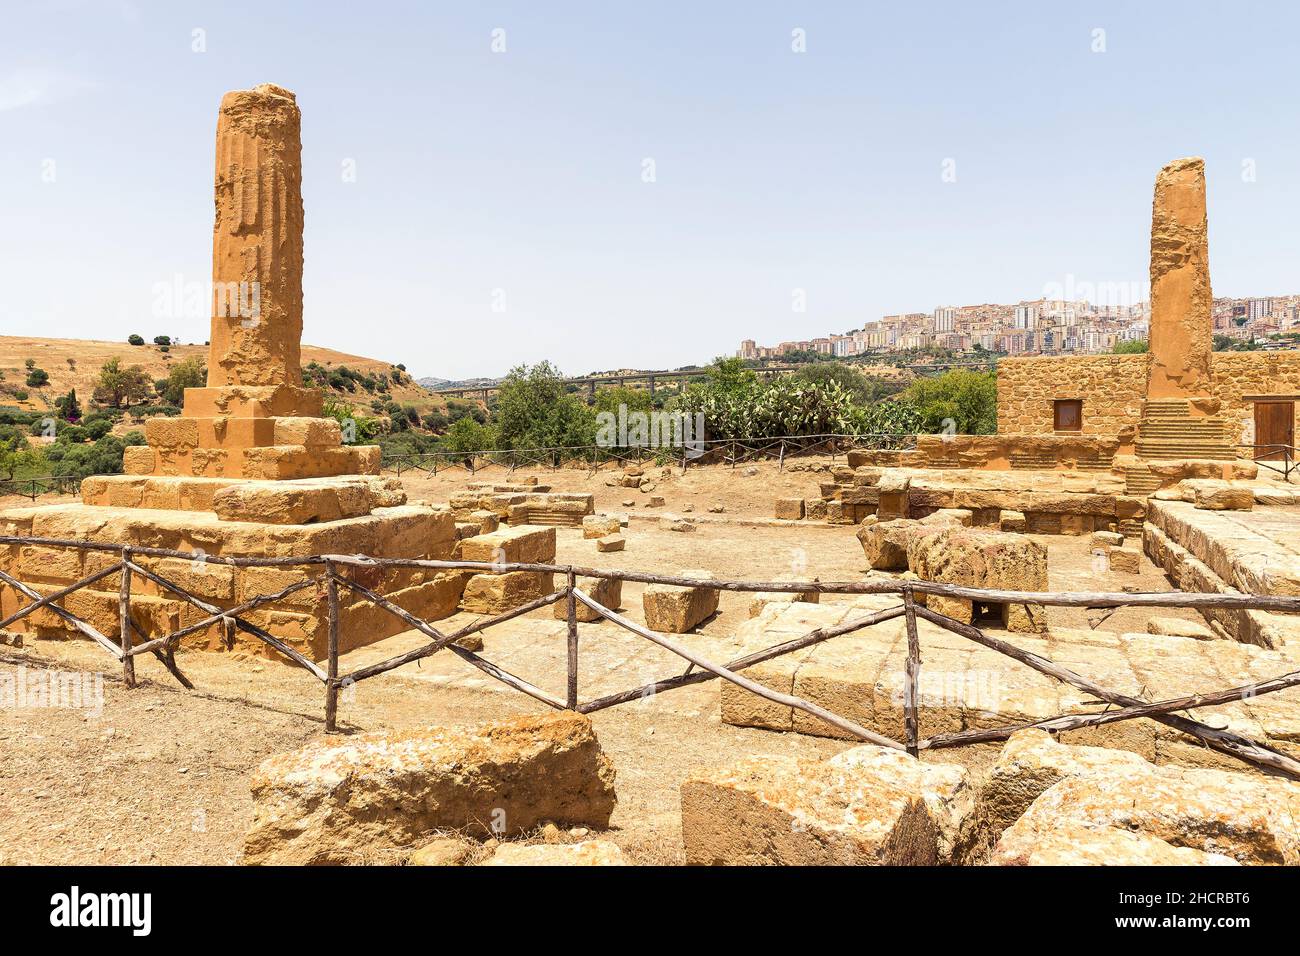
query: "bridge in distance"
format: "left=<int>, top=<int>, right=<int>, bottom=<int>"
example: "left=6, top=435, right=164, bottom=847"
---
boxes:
left=430, top=360, right=997, bottom=401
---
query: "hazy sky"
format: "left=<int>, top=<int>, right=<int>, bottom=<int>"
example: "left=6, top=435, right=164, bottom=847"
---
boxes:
left=2, top=1, right=1297, bottom=379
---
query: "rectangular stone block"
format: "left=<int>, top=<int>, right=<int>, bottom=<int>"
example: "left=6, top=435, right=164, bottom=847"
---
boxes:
left=458, top=525, right=557, bottom=565
left=554, top=575, right=622, bottom=622
left=774, top=498, right=805, bottom=520
left=461, top=571, right=555, bottom=615
left=642, top=570, right=719, bottom=633
left=582, top=514, right=621, bottom=539
left=144, top=417, right=200, bottom=450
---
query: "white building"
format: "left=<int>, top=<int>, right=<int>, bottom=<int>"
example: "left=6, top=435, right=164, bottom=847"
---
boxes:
left=1013, top=304, right=1039, bottom=329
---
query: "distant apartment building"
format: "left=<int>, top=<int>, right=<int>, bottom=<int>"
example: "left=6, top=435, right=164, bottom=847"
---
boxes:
left=1248, top=298, right=1274, bottom=322
left=736, top=292, right=1291, bottom=365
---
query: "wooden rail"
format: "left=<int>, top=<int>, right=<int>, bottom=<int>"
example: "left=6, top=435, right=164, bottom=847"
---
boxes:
left=2, top=535, right=1300, bottom=780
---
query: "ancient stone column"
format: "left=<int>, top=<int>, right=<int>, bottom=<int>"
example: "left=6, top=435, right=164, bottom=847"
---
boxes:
left=208, top=83, right=304, bottom=388
left=1146, top=157, right=1213, bottom=399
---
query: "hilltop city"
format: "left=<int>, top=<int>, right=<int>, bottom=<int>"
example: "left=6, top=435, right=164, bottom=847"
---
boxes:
left=740, top=293, right=1300, bottom=360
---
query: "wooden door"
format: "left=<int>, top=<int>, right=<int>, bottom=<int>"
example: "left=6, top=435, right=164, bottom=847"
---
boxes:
left=1254, top=401, right=1294, bottom=460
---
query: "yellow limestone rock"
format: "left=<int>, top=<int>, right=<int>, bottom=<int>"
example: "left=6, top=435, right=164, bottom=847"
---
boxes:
left=993, top=823, right=1239, bottom=866
left=993, top=762, right=1300, bottom=865
left=553, top=575, right=622, bottom=622
left=642, top=569, right=719, bottom=633
left=681, top=745, right=974, bottom=865
left=977, top=729, right=1151, bottom=839
left=244, top=712, right=618, bottom=865
left=1147, top=157, right=1213, bottom=399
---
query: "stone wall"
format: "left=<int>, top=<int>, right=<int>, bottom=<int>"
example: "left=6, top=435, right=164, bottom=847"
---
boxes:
left=997, top=354, right=1148, bottom=438
left=998, top=351, right=1300, bottom=445
left=1210, top=351, right=1300, bottom=445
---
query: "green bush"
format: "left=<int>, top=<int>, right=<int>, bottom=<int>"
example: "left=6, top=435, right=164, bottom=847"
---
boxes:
left=899, top=370, right=998, bottom=435
left=440, top=416, right=497, bottom=456
left=492, top=362, right=596, bottom=453
left=25, top=368, right=48, bottom=388
left=128, top=334, right=145, bottom=346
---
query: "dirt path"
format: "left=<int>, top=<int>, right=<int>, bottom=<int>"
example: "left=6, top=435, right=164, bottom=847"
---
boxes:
left=0, top=458, right=1207, bottom=865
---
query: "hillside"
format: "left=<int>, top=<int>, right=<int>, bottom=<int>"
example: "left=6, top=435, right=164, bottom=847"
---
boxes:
left=0, top=335, right=445, bottom=418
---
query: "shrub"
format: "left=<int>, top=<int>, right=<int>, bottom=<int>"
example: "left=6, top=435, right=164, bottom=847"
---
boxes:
left=440, top=416, right=496, bottom=456
left=1113, top=339, right=1149, bottom=354
left=128, top=334, right=145, bottom=346
left=158, top=356, right=205, bottom=405
left=25, top=368, right=48, bottom=388
left=83, top=418, right=113, bottom=440
left=492, top=361, right=596, bottom=453
left=899, top=369, right=998, bottom=435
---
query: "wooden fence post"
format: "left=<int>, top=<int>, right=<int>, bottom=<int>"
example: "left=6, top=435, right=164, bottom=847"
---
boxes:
left=324, top=560, right=340, bottom=732
left=119, top=546, right=135, bottom=688
left=566, top=568, right=579, bottom=710
left=903, top=587, right=920, bottom=757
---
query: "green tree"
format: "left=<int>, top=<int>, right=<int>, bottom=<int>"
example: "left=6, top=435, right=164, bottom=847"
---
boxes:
left=705, top=356, right=759, bottom=393
left=128, top=334, right=145, bottom=346
left=492, top=361, right=596, bottom=453
left=900, top=369, right=998, bottom=435
left=25, top=367, right=48, bottom=388
left=56, top=388, right=82, bottom=422
left=1113, top=339, right=1149, bottom=354
left=440, top=416, right=496, bottom=456
left=159, top=356, right=206, bottom=405
left=92, top=358, right=153, bottom=408
left=592, top=386, right=653, bottom=416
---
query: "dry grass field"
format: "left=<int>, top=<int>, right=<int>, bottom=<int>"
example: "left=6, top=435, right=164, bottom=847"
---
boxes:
left=0, top=334, right=442, bottom=418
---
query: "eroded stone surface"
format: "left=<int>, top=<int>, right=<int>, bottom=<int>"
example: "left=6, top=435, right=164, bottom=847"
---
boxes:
left=680, top=745, right=973, bottom=866
left=643, top=570, right=719, bottom=633
left=244, top=712, right=618, bottom=865
left=1147, top=157, right=1213, bottom=400
left=994, top=763, right=1300, bottom=865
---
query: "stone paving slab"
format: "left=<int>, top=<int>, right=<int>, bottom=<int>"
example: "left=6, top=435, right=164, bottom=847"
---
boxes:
left=720, top=597, right=1300, bottom=768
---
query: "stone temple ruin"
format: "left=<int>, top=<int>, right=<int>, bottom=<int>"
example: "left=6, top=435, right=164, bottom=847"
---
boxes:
left=0, top=85, right=468, bottom=657
left=0, top=84, right=602, bottom=661
left=791, top=156, right=1299, bottom=628
left=5, top=84, right=1300, bottom=868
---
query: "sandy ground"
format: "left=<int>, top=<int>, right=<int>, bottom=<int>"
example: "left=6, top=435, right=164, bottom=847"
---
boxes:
left=0, top=458, right=1212, bottom=865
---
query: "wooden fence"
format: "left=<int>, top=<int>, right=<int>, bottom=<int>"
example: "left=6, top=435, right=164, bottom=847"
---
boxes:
left=3, top=533, right=1300, bottom=780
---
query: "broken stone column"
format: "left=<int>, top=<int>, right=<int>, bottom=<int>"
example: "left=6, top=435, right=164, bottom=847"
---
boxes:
left=1147, top=157, right=1212, bottom=400
left=209, top=83, right=304, bottom=388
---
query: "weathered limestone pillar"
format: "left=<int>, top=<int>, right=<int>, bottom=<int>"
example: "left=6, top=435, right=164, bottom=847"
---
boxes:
left=1146, top=157, right=1212, bottom=399
left=208, top=83, right=304, bottom=388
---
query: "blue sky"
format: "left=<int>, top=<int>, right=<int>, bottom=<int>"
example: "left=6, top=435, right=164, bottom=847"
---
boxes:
left=1, top=1, right=1297, bottom=379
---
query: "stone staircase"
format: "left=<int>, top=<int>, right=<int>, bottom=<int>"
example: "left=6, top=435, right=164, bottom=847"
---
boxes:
left=1134, top=398, right=1236, bottom=461
left=1008, top=449, right=1113, bottom=471
left=1121, top=461, right=1163, bottom=497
